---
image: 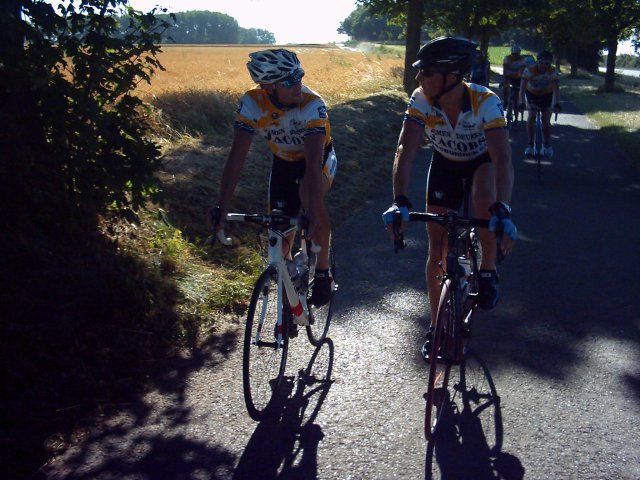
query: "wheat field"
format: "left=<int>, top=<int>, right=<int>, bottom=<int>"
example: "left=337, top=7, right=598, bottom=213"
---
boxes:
left=137, top=44, right=405, bottom=105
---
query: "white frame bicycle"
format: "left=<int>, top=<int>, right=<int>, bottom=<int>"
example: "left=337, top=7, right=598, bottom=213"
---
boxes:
left=216, top=210, right=335, bottom=421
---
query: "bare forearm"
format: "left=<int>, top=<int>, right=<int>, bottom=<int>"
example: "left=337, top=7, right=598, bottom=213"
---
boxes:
left=217, top=129, right=252, bottom=210
left=392, top=121, right=423, bottom=199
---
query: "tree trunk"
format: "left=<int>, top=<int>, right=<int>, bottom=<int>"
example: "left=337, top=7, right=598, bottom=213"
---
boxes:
left=604, top=36, right=617, bottom=92
left=570, top=40, right=578, bottom=77
left=403, top=0, right=423, bottom=95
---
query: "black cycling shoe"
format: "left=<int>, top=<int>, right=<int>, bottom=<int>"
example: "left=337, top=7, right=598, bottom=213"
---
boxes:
left=421, top=326, right=435, bottom=362
left=478, top=269, right=500, bottom=310
left=309, top=270, right=332, bottom=307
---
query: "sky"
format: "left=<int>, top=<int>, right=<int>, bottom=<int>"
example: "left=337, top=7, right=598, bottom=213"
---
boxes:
left=127, top=0, right=359, bottom=44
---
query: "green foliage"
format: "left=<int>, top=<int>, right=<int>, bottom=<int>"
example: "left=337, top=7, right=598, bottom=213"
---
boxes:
left=1, top=0, right=171, bottom=225
left=154, top=10, right=275, bottom=44
left=339, top=4, right=405, bottom=42
left=612, top=53, right=640, bottom=68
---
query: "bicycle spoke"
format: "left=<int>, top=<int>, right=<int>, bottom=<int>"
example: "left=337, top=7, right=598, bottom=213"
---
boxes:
left=243, top=267, right=288, bottom=421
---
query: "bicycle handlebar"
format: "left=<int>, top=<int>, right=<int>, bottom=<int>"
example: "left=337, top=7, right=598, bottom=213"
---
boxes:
left=392, top=210, right=504, bottom=263
left=214, top=212, right=320, bottom=252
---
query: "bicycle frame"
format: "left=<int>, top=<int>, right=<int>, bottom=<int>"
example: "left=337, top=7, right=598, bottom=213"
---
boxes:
left=221, top=213, right=313, bottom=348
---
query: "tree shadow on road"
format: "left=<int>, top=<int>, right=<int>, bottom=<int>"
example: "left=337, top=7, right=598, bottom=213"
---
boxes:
left=37, top=331, right=239, bottom=479
left=425, top=349, right=524, bottom=480
left=233, top=338, right=335, bottom=480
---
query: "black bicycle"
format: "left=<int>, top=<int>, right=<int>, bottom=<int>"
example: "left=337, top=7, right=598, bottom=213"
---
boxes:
left=504, top=85, right=522, bottom=130
left=393, top=185, right=500, bottom=442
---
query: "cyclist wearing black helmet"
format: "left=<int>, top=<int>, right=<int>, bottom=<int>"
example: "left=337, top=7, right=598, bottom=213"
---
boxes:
left=213, top=48, right=337, bottom=307
left=519, top=50, right=561, bottom=157
left=382, top=36, right=517, bottom=360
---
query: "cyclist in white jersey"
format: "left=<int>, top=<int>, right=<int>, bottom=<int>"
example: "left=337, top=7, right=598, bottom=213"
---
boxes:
left=212, top=49, right=337, bottom=307
left=382, top=37, right=517, bottom=359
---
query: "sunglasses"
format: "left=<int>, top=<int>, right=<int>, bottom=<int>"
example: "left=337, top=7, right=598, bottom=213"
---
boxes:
left=279, top=74, right=303, bottom=88
left=419, top=68, right=442, bottom=78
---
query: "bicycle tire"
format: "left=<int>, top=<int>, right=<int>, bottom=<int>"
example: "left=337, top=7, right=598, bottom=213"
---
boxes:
left=424, top=279, right=454, bottom=442
left=510, top=89, right=519, bottom=130
left=306, top=244, right=336, bottom=346
left=243, top=266, right=289, bottom=421
left=505, top=100, right=513, bottom=129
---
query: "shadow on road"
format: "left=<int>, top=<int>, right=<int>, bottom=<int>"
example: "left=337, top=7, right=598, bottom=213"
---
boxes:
left=39, top=331, right=240, bottom=479
left=234, top=338, right=335, bottom=480
left=425, top=349, right=524, bottom=480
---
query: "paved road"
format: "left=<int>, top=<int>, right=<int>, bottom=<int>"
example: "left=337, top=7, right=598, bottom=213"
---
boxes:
left=44, top=101, right=640, bottom=479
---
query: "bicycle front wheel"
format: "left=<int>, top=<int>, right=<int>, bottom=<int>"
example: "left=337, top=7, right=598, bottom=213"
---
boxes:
left=306, top=245, right=336, bottom=346
left=425, top=279, right=455, bottom=442
left=243, top=266, right=288, bottom=421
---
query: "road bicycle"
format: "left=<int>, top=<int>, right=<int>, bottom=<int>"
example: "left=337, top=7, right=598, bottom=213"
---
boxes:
left=393, top=183, right=496, bottom=442
left=525, top=107, right=558, bottom=183
left=504, top=85, right=522, bottom=130
left=216, top=210, right=336, bottom=421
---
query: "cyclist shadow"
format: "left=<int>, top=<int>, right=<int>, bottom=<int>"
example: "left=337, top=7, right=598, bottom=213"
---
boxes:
left=425, top=348, right=525, bottom=480
left=233, top=338, right=335, bottom=480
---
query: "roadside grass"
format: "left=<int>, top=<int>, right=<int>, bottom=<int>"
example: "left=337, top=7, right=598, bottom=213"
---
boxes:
left=562, top=72, right=640, bottom=166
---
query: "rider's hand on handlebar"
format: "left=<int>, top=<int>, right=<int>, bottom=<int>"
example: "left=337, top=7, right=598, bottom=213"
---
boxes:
left=210, top=206, right=233, bottom=246
left=210, top=206, right=222, bottom=230
left=382, top=195, right=411, bottom=230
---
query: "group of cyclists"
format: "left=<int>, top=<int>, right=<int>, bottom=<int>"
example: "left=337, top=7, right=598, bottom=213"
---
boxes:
left=211, top=37, right=558, bottom=360
left=502, top=45, right=562, bottom=157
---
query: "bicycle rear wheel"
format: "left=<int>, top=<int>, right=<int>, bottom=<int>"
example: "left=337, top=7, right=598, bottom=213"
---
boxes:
left=425, top=279, right=455, bottom=442
left=306, top=244, right=336, bottom=346
left=243, top=266, right=288, bottom=421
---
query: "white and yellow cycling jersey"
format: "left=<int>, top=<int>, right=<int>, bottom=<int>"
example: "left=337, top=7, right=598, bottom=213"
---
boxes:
left=405, top=82, right=507, bottom=161
left=234, top=85, right=332, bottom=162
left=502, top=54, right=525, bottom=79
left=523, top=64, right=559, bottom=95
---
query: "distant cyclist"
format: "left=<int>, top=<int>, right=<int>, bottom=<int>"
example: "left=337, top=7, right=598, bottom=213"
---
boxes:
left=519, top=50, right=561, bottom=157
left=212, top=48, right=337, bottom=307
left=381, top=37, right=517, bottom=359
left=470, top=50, right=490, bottom=87
left=502, top=45, right=525, bottom=106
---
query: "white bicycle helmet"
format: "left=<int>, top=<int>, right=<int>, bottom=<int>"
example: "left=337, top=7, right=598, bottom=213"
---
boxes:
left=246, top=49, right=304, bottom=84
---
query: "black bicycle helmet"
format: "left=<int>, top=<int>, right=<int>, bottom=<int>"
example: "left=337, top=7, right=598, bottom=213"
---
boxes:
left=537, top=50, right=553, bottom=61
left=412, top=36, right=478, bottom=74
left=247, top=48, right=304, bottom=84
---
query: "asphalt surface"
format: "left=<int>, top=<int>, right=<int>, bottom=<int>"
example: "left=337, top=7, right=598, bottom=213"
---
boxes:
left=43, top=98, right=640, bottom=479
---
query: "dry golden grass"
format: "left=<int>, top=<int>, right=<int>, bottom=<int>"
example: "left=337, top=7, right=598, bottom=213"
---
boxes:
left=137, top=44, right=405, bottom=105
left=125, top=45, right=409, bottom=323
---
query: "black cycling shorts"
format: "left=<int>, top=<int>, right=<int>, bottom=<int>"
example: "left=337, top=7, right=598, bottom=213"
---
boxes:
left=525, top=91, right=553, bottom=110
left=426, top=150, right=491, bottom=211
left=508, top=77, right=521, bottom=90
left=268, top=143, right=338, bottom=217
left=269, top=156, right=305, bottom=217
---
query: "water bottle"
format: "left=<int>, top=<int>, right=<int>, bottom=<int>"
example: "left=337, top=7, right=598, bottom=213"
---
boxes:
left=293, top=250, right=308, bottom=291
